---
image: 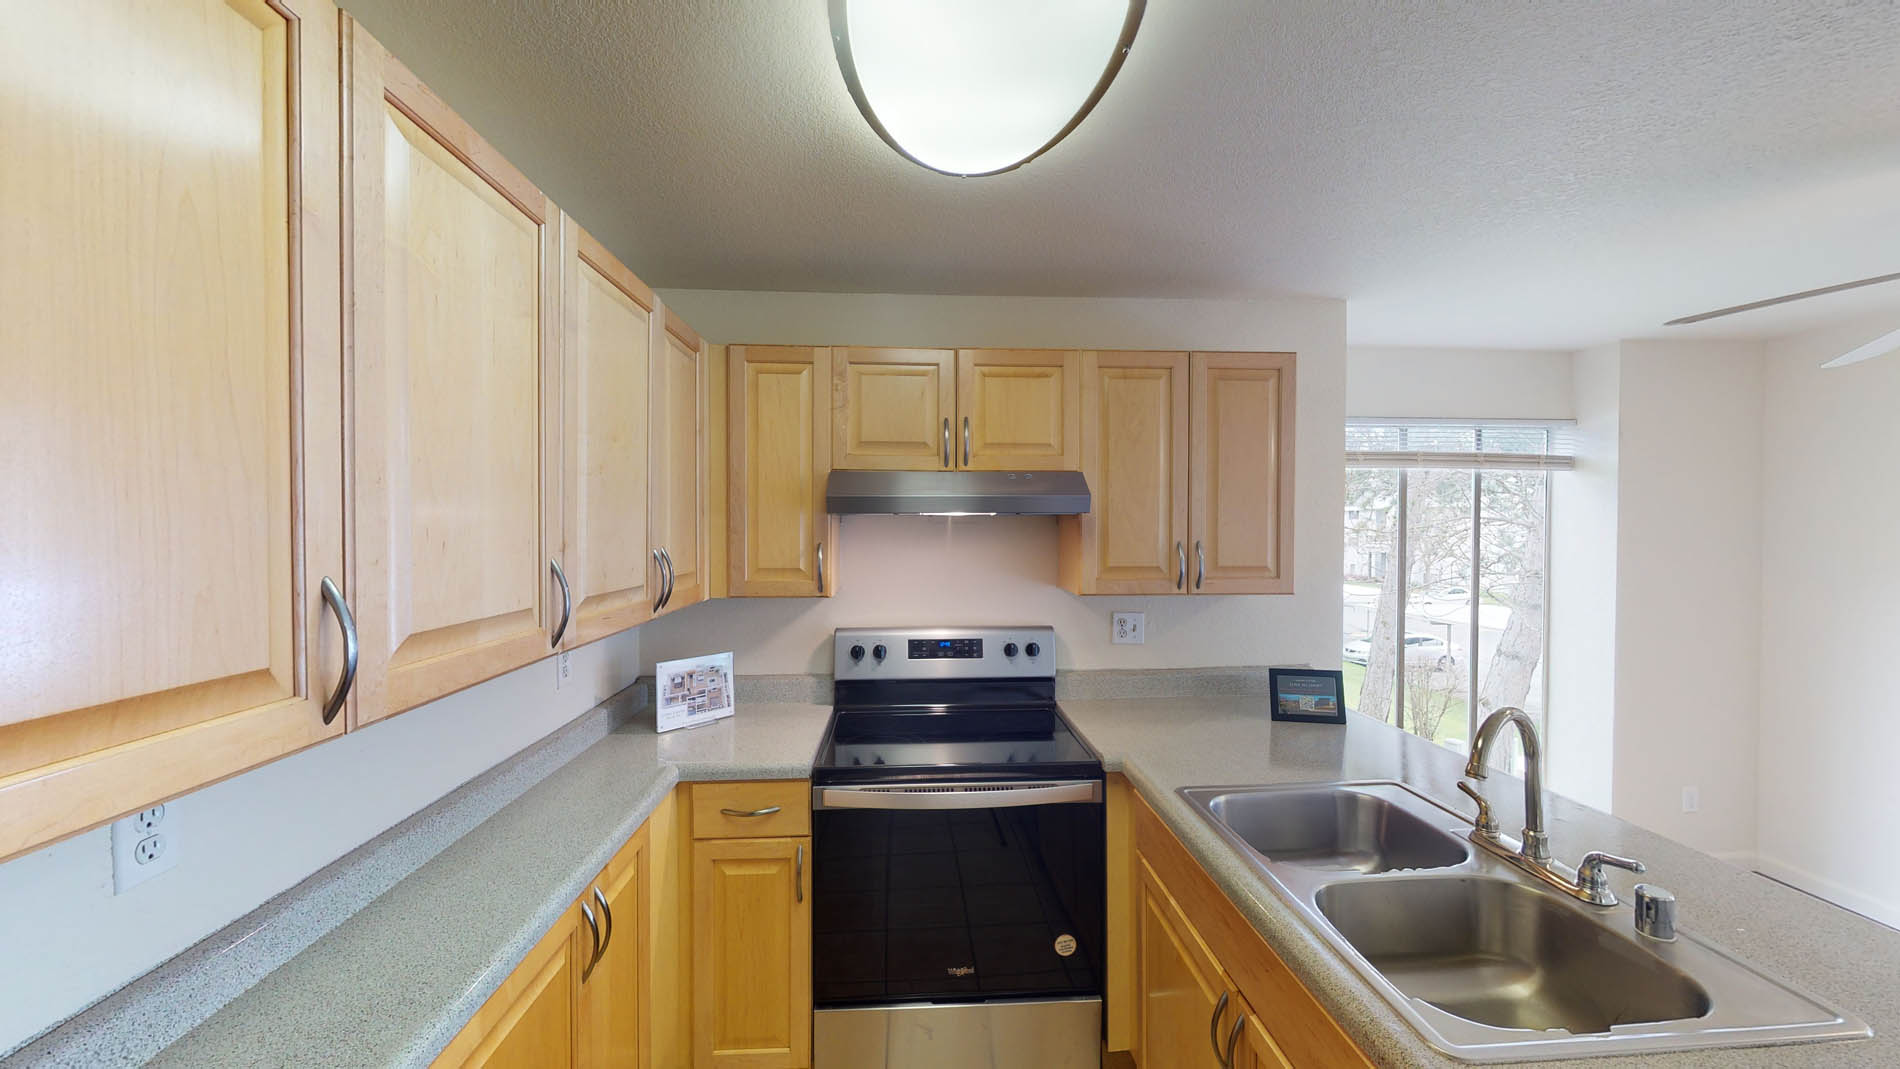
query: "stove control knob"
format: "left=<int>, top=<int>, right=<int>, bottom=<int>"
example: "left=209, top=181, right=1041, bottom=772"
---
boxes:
left=1025, top=641, right=1042, bottom=659
left=1003, top=642, right=1019, bottom=658
left=849, top=644, right=865, bottom=663
left=872, top=644, right=887, bottom=661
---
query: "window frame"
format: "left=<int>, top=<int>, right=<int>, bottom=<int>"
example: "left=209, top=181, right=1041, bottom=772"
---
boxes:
left=1346, top=421, right=1564, bottom=755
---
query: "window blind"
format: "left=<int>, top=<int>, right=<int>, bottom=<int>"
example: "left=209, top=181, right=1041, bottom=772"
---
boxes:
left=1346, top=418, right=1577, bottom=471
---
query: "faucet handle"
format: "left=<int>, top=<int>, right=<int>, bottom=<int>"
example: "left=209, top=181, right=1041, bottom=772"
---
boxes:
left=1456, top=780, right=1499, bottom=838
left=1575, top=850, right=1646, bottom=905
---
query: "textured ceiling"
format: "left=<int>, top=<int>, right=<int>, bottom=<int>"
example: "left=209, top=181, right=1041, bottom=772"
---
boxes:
left=338, top=0, right=1900, bottom=349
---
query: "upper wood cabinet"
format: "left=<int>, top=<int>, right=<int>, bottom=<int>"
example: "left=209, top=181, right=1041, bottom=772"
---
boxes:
left=1190, top=352, right=1296, bottom=595
left=650, top=313, right=708, bottom=616
left=728, top=347, right=837, bottom=597
left=0, top=0, right=348, bottom=861
left=829, top=347, right=1080, bottom=471
left=558, top=217, right=656, bottom=646
left=1060, top=352, right=1190, bottom=595
left=831, top=347, right=958, bottom=470
left=1061, top=351, right=1295, bottom=596
left=345, top=23, right=562, bottom=724
left=955, top=349, right=1080, bottom=470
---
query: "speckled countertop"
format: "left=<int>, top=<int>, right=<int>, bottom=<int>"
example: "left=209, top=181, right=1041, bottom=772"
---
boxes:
left=149, top=689, right=1894, bottom=1067
left=1061, top=696, right=1896, bottom=1068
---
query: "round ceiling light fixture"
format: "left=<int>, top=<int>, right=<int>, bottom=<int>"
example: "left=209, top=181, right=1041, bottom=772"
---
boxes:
left=829, top=0, right=1147, bottom=178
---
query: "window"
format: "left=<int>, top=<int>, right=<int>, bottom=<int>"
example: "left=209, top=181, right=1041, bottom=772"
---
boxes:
left=1343, top=421, right=1571, bottom=765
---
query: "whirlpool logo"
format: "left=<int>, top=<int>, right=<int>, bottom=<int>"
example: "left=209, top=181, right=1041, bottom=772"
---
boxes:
left=946, top=965, right=976, bottom=977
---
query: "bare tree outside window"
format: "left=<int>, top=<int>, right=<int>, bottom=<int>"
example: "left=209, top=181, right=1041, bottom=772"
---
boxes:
left=1343, top=422, right=1559, bottom=760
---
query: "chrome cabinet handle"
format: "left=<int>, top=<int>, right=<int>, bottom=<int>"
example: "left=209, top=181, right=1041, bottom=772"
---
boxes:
left=1176, top=542, right=1185, bottom=590
left=593, top=887, right=614, bottom=962
left=962, top=415, right=971, bottom=466
left=720, top=805, right=782, bottom=818
left=1195, top=539, right=1206, bottom=590
left=942, top=417, right=951, bottom=468
left=318, top=576, right=358, bottom=726
left=657, top=547, right=675, bottom=610
left=816, top=540, right=825, bottom=593
left=1222, top=1014, right=1244, bottom=1069
left=579, top=900, right=602, bottom=981
left=651, top=549, right=665, bottom=613
left=548, top=559, right=571, bottom=648
left=795, top=843, right=804, bottom=904
left=1209, top=989, right=1230, bottom=1062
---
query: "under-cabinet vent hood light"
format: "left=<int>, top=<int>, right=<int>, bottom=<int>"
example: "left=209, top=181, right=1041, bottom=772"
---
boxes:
left=826, top=469, right=1091, bottom=516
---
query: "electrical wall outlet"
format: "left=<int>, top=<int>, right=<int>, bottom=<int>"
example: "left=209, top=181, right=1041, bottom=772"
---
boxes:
left=555, top=649, right=572, bottom=690
left=1112, top=612, right=1145, bottom=645
left=112, top=803, right=179, bottom=894
left=1681, top=786, right=1700, bottom=814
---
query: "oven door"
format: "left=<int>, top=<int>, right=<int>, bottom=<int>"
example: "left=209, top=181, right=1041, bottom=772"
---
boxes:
left=811, top=781, right=1106, bottom=1066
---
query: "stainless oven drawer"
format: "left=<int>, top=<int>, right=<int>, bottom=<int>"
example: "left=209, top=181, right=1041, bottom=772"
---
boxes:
left=815, top=997, right=1102, bottom=1068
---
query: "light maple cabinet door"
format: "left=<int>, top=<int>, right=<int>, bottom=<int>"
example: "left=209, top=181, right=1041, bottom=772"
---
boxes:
left=692, top=837, right=813, bottom=1068
left=559, top=217, right=656, bottom=646
left=579, top=826, right=650, bottom=1068
left=650, top=312, right=707, bottom=616
left=1231, top=996, right=1295, bottom=1069
left=1136, top=857, right=1230, bottom=1069
left=1188, top=352, right=1297, bottom=595
left=832, top=347, right=957, bottom=470
left=346, top=23, right=562, bottom=724
left=436, top=906, right=581, bottom=1069
left=0, top=0, right=347, bottom=860
left=955, top=349, right=1080, bottom=470
left=729, top=346, right=837, bottom=597
left=1061, top=352, right=1189, bottom=595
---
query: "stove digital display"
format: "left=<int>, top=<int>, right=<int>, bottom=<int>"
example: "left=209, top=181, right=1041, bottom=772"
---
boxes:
left=908, top=638, right=983, bottom=659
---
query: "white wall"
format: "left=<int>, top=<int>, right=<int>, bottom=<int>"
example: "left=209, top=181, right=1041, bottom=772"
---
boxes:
left=645, top=291, right=1348, bottom=674
left=0, top=630, right=639, bottom=1054
left=1346, top=346, right=1574, bottom=419
left=1756, top=313, right=1900, bottom=927
left=1608, top=340, right=1764, bottom=860
left=1546, top=345, right=1620, bottom=809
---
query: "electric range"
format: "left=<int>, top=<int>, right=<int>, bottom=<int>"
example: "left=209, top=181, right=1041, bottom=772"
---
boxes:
left=810, top=627, right=1106, bottom=1069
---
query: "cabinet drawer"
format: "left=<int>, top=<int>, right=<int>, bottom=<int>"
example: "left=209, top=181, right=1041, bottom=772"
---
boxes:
left=692, top=781, right=811, bottom=839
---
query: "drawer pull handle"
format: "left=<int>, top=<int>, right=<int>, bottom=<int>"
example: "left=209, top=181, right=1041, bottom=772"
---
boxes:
left=720, top=805, right=782, bottom=818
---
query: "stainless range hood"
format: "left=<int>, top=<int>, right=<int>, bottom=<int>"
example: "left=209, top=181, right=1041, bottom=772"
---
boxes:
left=825, top=470, right=1091, bottom=516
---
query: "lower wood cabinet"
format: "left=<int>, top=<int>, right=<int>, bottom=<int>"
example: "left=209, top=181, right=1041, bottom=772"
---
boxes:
left=437, top=824, right=649, bottom=1068
left=435, top=905, right=581, bottom=1069
left=1124, top=786, right=1368, bottom=1068
left=689, top=780, right=813, bottom=1068
left=581, top=826, right=650, bottom=1067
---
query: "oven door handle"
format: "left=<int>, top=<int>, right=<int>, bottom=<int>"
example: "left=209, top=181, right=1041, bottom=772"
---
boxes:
left=813, top=780, right=1102, bottom=811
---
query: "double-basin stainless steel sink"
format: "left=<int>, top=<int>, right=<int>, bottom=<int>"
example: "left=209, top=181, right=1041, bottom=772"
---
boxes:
left=1180, top=782, right=1870, bottom=1062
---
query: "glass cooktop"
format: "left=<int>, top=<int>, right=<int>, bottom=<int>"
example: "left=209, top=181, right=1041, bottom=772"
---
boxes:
left=814, top=704, right=1103, bottom=785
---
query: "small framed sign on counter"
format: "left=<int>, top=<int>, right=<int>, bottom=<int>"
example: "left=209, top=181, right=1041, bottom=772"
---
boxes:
left=656, top=651, right=735, bottom=733
left=1268, top=667, right=1346, bottom=725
